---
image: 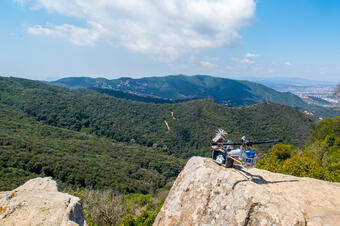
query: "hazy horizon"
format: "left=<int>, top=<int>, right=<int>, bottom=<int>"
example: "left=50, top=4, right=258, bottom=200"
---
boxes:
left=2, top=74, right=337, bottom=86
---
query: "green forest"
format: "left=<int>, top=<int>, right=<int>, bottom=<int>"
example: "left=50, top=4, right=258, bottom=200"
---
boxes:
left=0, top=77, right=316, bottom=159
left=0, top=76, right=338, bottom=225
left=0, top=103, right=184, bottom=193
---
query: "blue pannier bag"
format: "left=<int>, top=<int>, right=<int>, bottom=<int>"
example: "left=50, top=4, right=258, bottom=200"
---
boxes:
left=245, top=150, right=255, bottom=164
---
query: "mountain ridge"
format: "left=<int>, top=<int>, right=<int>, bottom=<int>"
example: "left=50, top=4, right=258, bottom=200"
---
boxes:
left=51, top=75, right=308, bottom=108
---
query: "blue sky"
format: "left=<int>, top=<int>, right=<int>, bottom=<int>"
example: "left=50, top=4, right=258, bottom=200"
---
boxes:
left=0, top=0, right=339, bottom=82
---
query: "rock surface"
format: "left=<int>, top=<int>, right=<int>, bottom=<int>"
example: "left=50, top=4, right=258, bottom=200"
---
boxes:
left=0, top=177, right=87, bottom=226
left=154, top=157, right=340, bottom=226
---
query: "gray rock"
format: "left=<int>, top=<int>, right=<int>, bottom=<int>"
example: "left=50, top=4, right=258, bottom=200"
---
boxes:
left=154, top=157, right=340, bottom=226
left=0, top=177, right=87, bottom=226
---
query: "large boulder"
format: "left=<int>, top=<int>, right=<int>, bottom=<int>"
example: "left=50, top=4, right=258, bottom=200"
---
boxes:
left=0, top=177, right=87, bottom=226
left=154, top=157, right=340, bottom=226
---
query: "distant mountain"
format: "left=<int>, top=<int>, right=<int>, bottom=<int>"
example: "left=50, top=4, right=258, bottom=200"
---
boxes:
left=51, top=75, right=309, bottom=108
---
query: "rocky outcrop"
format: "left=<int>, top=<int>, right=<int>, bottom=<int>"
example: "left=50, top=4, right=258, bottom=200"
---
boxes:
left=0, top=177, right=87, bottom=226
left=154, top=157, right=340, bottom=226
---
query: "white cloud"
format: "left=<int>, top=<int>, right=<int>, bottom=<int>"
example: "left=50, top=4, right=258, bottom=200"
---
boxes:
left=245, top=53, right=259, bottom=58
left=230, top=52, right=259, bottom=66
left=200, top=60, right=218, bottom=68
left=231, top=57, right=255, bottom=64
left=319, top=66, right=329, bottom=74
left=189, top=55, right=196, bottom=64
left=17, top=0, right=256, bottom=59
left=284, top=61, right=292, bottom=66
left=27, top=21, right=106, bottom=46
left=241, top=58, right=255, bottom=64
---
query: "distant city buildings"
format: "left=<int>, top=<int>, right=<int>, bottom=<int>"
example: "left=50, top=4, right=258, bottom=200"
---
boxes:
left=278, top=85, right=339, bottom=108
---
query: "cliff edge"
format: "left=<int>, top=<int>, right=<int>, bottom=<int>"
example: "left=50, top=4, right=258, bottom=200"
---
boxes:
left=0, top=177, right=87, bottom=226
left=154, top=157, right=340, bottom=226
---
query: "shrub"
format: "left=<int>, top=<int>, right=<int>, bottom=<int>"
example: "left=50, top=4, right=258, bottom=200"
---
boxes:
left=257, top=118, right=339, bottom=182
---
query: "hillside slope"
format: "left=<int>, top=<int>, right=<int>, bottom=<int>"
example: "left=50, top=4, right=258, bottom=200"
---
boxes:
left=0, top=77, right=316, bottom=159
left=0, top=103, right=183, bottom=192
left=155, top=157, right=340, bottom=226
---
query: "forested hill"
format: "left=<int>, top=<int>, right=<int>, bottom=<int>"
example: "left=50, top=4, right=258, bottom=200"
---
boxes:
left=0, top=103, right=184, bottom=193
left=52, top=75, right=308, bottom=108
left=1, top=76, right=315, bottom=158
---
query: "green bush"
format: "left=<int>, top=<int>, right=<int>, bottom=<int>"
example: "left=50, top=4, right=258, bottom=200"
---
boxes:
left=256, top=144, right=295, bottom=172
left=282, top=155, right=334, bottom=181
left=257, top=117, right=340, bottom=182
left=269, top=144, right=294, bottom=160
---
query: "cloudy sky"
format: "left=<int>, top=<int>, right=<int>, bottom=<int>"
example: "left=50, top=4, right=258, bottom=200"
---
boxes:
left=1, top=0, right=339, bottom=81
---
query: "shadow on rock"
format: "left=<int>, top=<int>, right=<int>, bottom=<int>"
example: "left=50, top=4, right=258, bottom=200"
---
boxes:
left=232, top=165, right=299, bottom=190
